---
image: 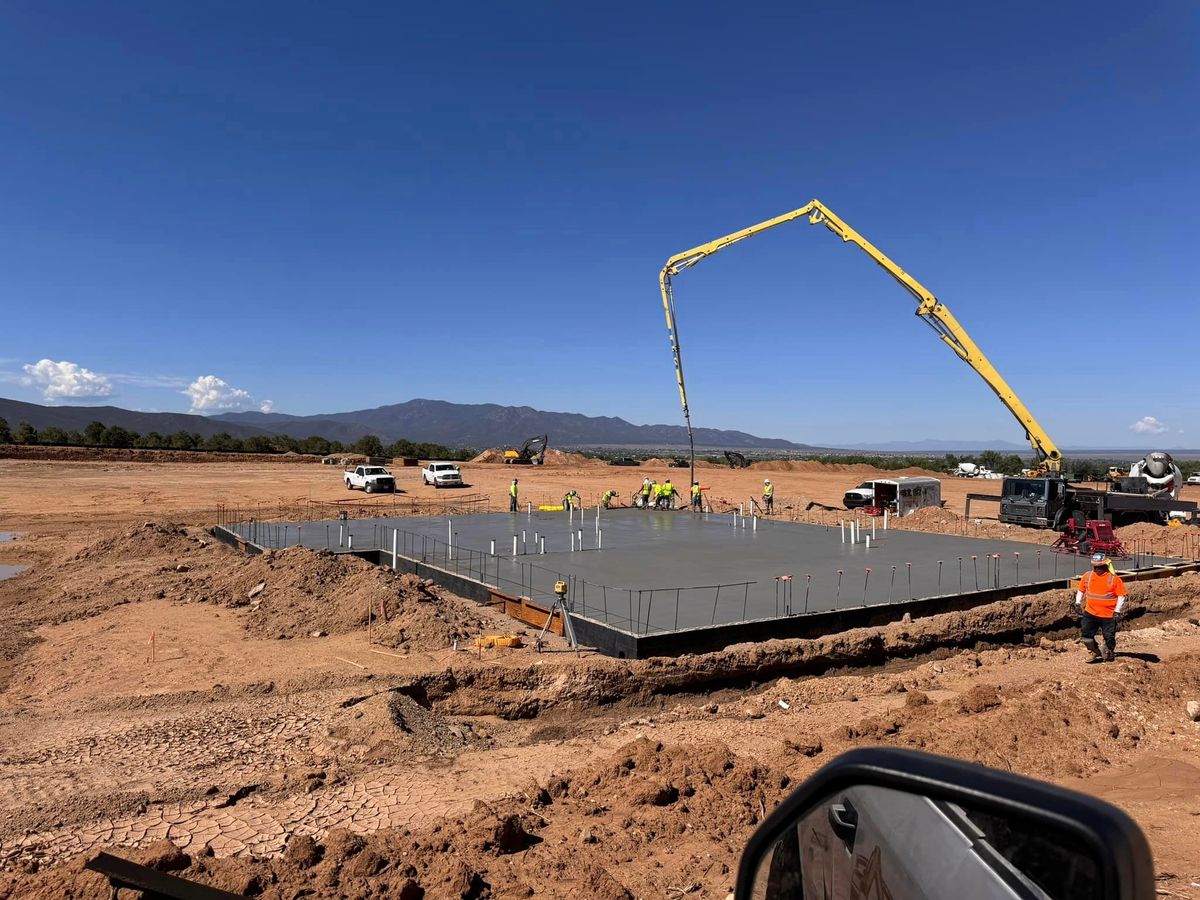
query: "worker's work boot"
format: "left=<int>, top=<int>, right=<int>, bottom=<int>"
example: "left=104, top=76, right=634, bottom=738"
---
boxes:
left=1081, top=638, right=1102, bottom=661
left=1102, top=646, right=1115, bottom=663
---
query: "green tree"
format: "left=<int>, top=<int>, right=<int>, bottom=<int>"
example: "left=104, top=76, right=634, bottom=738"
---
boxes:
left=269, top=434, right=298, bottom=453
left=0, top=416, right=10, bottom=444
left=204, top=432, right=240, bottom=452
left=386, top=438, right=416, bottom=459
left=298, top=435, right=332, bottom=456
left=102, top=426, right=137, bottom=448
left=40, top=426, right=69, bottom=445
left=14, top=421, right=38, bottom=444
left=136, top=431, right=165, bottom=449
left=83, top=420, right=106, bottom=446
left=244, top=435, right=274, bottom=454
left=169, top=431, right=200, bottom=450
left=352, top=434, right=385, bottom=457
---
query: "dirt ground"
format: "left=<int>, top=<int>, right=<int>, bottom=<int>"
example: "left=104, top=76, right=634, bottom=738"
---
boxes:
left=1, top=453, right=1199, bottom=898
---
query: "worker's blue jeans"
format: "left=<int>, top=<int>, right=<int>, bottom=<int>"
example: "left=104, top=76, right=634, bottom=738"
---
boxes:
left=1081, top=611, right=1117, bottom=652
left=510, top=495, right=517, bottom=512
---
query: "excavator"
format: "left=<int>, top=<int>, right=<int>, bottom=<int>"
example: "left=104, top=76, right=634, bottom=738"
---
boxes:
left=504, top=435, right=548, bottom=465
left=659, top=200, right=1196, bottom=529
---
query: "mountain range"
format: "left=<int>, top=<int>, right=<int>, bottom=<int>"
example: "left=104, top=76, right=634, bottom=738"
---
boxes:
left=0, top=397, right=811, bottom=450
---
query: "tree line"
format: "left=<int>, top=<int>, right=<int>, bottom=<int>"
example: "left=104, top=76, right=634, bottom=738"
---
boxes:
left=0, top=417, right=473, bottom=461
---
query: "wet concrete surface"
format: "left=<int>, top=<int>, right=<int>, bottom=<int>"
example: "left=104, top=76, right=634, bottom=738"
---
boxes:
left=226, top=510, right=1179, bottom=634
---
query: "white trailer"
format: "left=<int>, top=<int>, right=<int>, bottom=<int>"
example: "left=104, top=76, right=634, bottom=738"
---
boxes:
left=869, top=476, right=942, bottom=517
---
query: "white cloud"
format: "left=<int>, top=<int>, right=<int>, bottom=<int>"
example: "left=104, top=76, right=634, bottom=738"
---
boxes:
left=259, top=400, right=275, bottom=413
left=1130, top=416, right=1168, bottom=435
left=21, top=359, right=114, bottom=401
left=184, top=375, right=256, bottom=413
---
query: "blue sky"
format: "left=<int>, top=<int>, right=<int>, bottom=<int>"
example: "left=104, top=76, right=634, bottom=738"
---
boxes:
left=1, top=1, right=1197, bottom=446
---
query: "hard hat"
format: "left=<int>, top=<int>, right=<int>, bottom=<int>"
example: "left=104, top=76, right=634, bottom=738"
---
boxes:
left=1090, top=552, right=1110, bottom=567
left=764, top=479, right=771, bottom=483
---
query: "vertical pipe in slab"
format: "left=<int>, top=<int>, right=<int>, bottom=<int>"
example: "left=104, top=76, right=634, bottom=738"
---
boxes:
left=540, top=536, right=545, bottom=554
left=752, top=515, right=757, bottom=532
left=598, top=529, right=603, bottom=550
left=511, top=535, right=517, bottom=556
left=392, top=529, right=398, bottom=571
left=348, top=533, right=354, bottom=551
left=447, top=519, right=452, bottom=558
left=571, top=532, right=576, bottom=552
left=884, top=509, right=889, bottom=529
left=522, top=530, right=527, bottom=554
left=840, top=520, right=845, bottom=543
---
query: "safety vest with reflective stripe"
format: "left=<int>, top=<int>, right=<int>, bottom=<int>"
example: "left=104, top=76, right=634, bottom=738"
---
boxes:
left=1081, top=570, right=1124, bottom=618
left=691, top=485, right=701, bottom=498
left=509, top=483, right=518, bottom=498
left=763, top=484, right=774, bottom=497
left=642, top=483, right=653, bottom=496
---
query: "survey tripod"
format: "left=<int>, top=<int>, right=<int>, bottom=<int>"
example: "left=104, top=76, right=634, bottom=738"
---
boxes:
left=536, top=580, right=579, bottom=654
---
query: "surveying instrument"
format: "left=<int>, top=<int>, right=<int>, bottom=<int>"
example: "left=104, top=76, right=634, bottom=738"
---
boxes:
left=535, top=580, right=578, bottom=653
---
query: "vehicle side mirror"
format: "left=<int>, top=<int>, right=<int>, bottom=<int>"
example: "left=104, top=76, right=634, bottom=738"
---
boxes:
left=737, top=748, right=1153, bottom=900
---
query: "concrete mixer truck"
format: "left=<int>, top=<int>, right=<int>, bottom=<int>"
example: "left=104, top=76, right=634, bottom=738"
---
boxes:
left=977, top=450, right=1194, bottom=528
left=1126, top=451, right=1183, bottom=498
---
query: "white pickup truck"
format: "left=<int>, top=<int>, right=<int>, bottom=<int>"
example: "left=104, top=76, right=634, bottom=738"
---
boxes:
left=843, top=481, right=875, bottom=509
left=422, top=461, right=463, bottom=488
left=344, top=465, right=396, bottom=493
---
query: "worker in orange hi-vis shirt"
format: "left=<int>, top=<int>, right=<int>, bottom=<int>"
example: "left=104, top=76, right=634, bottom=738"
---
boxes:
left=1074, top=552, right=1126, bottom=663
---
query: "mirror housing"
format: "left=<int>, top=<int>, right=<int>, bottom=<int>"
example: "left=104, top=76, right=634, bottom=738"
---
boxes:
left=736, top=747, right=1154, bottom=900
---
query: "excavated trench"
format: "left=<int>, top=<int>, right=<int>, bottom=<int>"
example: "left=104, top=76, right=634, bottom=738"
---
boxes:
left=382, top=575, right=1200, bottom=721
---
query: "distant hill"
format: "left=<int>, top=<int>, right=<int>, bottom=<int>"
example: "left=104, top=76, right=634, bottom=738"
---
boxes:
left=215, top=399, right=813, bottom=449
left=0, top=397, right=274, bottom=440
left=0, top=396, right=813, bottom=450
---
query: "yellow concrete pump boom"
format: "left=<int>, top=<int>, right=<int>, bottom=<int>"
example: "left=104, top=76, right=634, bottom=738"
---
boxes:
left=659, top=200, right=1064, bottom=484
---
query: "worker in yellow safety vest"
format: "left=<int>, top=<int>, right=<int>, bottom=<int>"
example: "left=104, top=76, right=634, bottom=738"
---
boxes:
left=690, top=482, right=702, bottom=511
left=509, top=478, right=519, bottom=512
left=563, top=489, right=579, bottom=511
left=661, top=479, right=679, bottom=509
left=602, top=489, right=618, bottom=509
left=1074, top=552, right=1126, bottom=662
left=640, top=479, right=655, bottom=509
left=762, top=479, right=775, bottom=514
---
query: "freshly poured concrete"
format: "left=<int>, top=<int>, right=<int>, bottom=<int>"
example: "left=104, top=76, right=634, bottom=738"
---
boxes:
left=226, top=509, right=1176, bottom=635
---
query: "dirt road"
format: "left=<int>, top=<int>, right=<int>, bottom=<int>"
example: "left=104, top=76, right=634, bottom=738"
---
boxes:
left=1, top=454, right=1198, bottom=898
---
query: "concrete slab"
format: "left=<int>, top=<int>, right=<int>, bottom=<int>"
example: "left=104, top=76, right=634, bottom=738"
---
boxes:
left=226, top=509, right=1175, bottom=637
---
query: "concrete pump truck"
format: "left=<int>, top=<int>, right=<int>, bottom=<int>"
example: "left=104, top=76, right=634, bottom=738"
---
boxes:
left=659, top=200, right=1195, bottom=530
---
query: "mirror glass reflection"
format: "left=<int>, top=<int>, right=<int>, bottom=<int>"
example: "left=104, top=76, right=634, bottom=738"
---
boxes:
left=750, top=784, right=1100, bottom=900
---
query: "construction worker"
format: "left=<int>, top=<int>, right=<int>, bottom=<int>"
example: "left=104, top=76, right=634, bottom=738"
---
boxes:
left=509, top=478, right=519, bottom=513
left=562, top=489, right=579, bottom=511
left=602, top=489, right=618, bottom=509
left=690, top=481, right=702, bottom=511
left=660, top=479, right=679, bottom=510
left=1075, top=552, right=1126, bottom=662
left=640, top=478, right=655, bottom=510
left=763, top=479, right=775, bottom=514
